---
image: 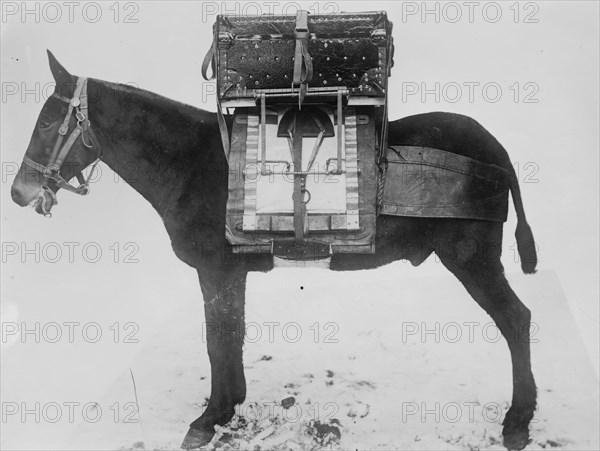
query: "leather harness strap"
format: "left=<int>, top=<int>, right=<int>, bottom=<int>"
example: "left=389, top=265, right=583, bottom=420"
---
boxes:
left=260, top=93, right=266, bottom=173
left=293, top=10, right=313, bottom=107
left=375, top=43, right=393, bottom=215
left=202, top=24, right=231, bottom=162
left=291, top=118, right=308, bottom=241
left=201, top=39, right=217, bottom=81
left=336, top=89, right=343, bottom=173
left=215, top=96, right=231, bottom=162
left=46, top=79, right=84, bottom=167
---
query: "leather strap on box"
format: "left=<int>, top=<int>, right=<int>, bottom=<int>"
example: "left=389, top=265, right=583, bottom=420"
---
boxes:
left=201, top=23, right=231, bottom=161
left=293, top=10, right=313, bottom=107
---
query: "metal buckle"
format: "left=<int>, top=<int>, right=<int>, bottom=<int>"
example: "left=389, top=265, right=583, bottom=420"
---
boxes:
left=371, top=29, right=387, bottom=38
left=217, top=31, right=233, bottom=48
left=44, top=164, right=60, bottom=178
left=326, top=158, right=346, bottom=174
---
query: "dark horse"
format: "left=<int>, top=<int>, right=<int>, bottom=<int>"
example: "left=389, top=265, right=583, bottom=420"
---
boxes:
left=11, top=52, right=538, bottom=450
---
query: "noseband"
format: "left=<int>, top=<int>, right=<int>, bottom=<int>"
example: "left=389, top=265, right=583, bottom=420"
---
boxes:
left=22, top=76, right=102, bottom=216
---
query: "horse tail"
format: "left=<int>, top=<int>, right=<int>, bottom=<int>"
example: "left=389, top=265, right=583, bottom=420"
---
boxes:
left=507, top=163, right=537, bottom=274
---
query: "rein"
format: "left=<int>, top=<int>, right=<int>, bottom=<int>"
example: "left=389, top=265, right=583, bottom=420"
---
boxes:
left=22, top=76, right=102, bottom=217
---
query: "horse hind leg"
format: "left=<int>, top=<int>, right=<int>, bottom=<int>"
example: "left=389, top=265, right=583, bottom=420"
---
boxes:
left=440, top=256, right=537, bottom=451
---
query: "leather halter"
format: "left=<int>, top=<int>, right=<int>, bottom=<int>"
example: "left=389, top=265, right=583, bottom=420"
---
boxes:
left=22, top=77, right=101, bottom=215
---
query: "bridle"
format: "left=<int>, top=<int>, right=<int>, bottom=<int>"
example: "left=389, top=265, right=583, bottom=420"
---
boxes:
left=22, top=76, right=102, bottom=217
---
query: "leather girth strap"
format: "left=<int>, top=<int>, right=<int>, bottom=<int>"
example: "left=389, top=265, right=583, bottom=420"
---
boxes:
left=293, top=10, right=313, bottom=108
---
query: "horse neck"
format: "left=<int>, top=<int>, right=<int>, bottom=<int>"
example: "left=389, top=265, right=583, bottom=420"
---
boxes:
left=87, top=78, right=223, bottom=217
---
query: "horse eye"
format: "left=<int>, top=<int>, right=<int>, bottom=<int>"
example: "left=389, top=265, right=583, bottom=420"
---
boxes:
left=39, top=120, right=52, bottom=130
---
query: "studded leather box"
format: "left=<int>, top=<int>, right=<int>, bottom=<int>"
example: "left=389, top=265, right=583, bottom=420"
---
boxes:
left=207, top=11, right=394, bottom=107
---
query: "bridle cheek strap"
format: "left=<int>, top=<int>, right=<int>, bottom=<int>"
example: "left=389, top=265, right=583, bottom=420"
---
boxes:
left=22, top=76, right=102, bottom=197
left=47, top=80, right=82, bottom=165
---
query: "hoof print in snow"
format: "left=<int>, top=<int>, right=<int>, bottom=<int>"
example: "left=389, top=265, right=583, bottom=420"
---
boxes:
left=347, top=401, right=370, bottom=418
left=326, top=370, right=334, bottom=378
left=326, top=380, right=334, bottom=386
left=307, top=419, right=342, bottom=446
left=350, top=380, right=376, bottom=390
left=302, top=373, right=314, bottom=382
left=281, top=396, right=296, bottom=409
left=259, top=355, right=272, bottom=361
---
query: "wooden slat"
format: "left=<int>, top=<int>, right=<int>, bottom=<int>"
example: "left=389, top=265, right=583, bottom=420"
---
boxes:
left=242, top=114, right=259, bottom=230
left=344, top=110, right=360, bottom=229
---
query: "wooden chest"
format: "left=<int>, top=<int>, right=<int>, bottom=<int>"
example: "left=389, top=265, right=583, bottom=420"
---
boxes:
left=206, top=11, right=394, bottom=107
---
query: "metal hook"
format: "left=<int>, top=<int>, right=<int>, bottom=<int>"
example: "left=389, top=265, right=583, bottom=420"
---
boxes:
left=81, top=131, right=94, bottom=149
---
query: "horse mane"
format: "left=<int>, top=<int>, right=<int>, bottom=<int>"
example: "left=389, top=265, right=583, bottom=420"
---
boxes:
left=81, top=77, right=226, bottom=221
left=87, top=77, right=224, bottom=169
left=91, top=78, right=216, bottom=120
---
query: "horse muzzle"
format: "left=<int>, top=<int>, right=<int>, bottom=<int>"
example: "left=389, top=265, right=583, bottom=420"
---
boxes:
left=12, top=184, right=58, bottom=218
left=12, top=165, right=59, bottom=217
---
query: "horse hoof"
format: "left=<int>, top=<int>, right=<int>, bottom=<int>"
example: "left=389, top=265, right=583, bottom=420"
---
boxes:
left=502, top=429, right=530, bottom=450
left=181, top=427, right=214, bottom=449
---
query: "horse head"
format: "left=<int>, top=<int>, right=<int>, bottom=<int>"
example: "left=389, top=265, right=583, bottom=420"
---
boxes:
left=11, top=50, right=101, bottom=217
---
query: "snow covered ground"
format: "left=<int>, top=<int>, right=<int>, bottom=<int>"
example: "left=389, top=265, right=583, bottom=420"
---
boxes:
left=2, top=266, right=597, bottom=450
left=2, top=3, right=598, bottom=450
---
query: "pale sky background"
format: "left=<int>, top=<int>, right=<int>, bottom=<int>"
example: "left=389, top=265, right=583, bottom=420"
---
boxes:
left=1, top=1, right=598, bottom=446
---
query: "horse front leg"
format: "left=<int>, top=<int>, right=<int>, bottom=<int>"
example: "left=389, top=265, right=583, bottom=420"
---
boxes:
left=181, top=267, right=247, bottom=449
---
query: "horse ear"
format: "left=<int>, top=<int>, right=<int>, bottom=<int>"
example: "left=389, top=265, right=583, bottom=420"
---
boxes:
left=47, top=50, right=76, bottom=97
